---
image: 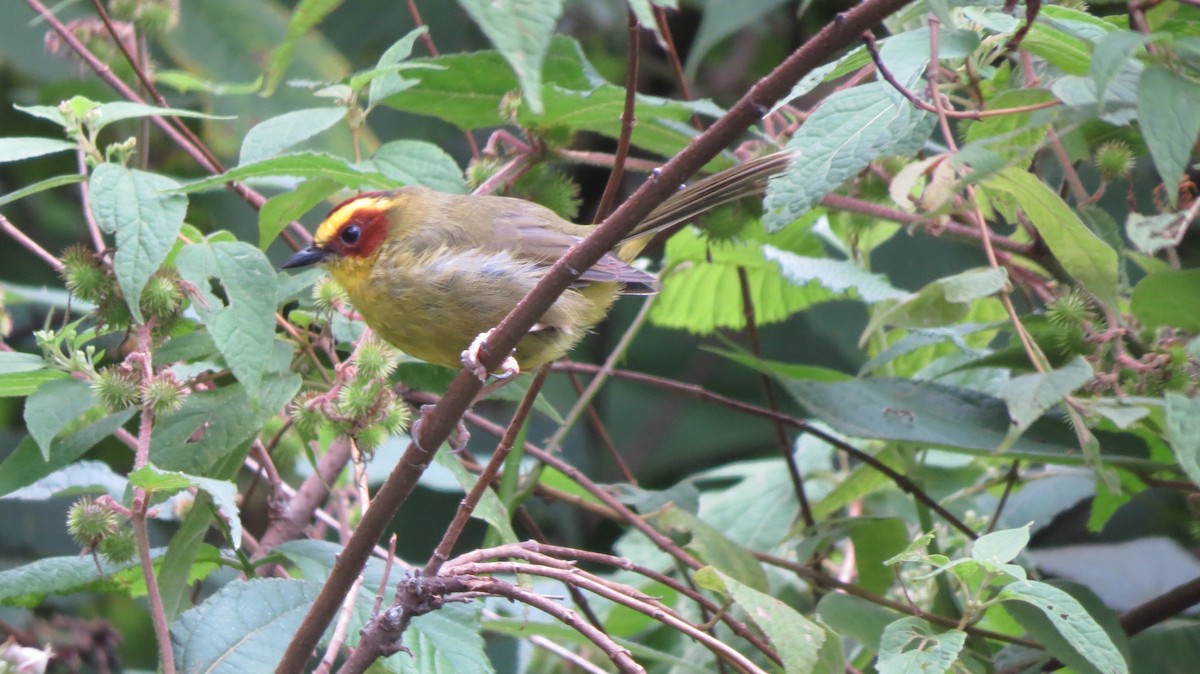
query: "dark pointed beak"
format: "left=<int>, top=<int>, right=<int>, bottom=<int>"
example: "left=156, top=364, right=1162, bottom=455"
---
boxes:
left=281, top=246, right=330, bottom=270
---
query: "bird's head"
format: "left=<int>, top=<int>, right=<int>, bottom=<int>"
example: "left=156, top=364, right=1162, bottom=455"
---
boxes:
left=280, top=191, right=397, bottom=272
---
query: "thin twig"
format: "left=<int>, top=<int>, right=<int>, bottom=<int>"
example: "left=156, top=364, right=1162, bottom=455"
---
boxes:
left=595, top=10, right=640, bottom=222
left=0, top=214, right=64, bottom=271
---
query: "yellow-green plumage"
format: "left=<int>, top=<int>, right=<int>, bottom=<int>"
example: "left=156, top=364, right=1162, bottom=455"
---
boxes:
left=282, top=151, right=794, bottom=373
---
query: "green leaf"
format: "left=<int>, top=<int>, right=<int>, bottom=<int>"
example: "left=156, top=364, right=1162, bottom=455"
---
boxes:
left=368, top=27, right=429, bottom=106
left=971, top=523, right=1031, bottom=566
left=157, top=493, right=217, bottom=620
left=238, top=107, right=346, bottom=166
left=784, top=378, right=1154, bottom=466
left=171, top=578, right=322, bottom=673
left=258, top=177, right=341, bottom=249
left=92, top=101, right=232, bottom=133
left=1126, top=212, right=1184, bottom=255
left=433, top=451, right=518, bottom=544
left=1001, top=580, right=1129, bottom=674
left=878, top=27, right=980, bottom=91
left=0, top=547, right=172, bottom=607
left=1166, top=392, right=1200, bottom=488
left=356, top=140, right=466, bottom=194
left=764, top=82, right=934, bottom=231
left=1131, top=270, right=1200, bottom=332
left=849, top=517, right=910, bottom=594
left=0, top=352, right=68, bottom=398
left=984, top=168, right=1119, bottom=308
left=695, top=566, right=825, bottom=674
left=151, top=373, right=300, bottom=474
left=175, top=241, right=279, bottom=393
left=0, top=174, right=86, bottom=209
left=877, top=617, right=966, bottom=674
left=1091, top=31, right=1147, bottom=109
left=0, top=137, right=76, bottom=163
left=997, top=356, right=1094, bottom=437
left=1024, top=21, right=1092, bottom=75
left=817, top=592, right=900, bottom=649
left=1137, top=64, right=1200, bottom=208
left=177, top=152, right=396, bottom=193
left=961, top=89, right=1058, bottom=166
left=89, top=163, right=187, bottom=323
left=129, top=464, right=242, bottom=548
left=651, top=223, right=884, bottom=334
left=262, top=0, right=346, bottom=94
left=688, top=0, right=789, bottom=75
left=654, top=505, right=769, bottom=592
left=1, top=460, right=126, bottom=501
left=868, top=268, right=1007, bottom=333
left=23, top=378, right=98, bottom=460
left=459, top=0, right=564, bottom=114
left=0, top=411, right=136, bottom=498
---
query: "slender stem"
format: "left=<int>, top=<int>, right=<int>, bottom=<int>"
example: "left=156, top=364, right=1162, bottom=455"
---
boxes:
left=594, top=10, right=640, bottom=222
left=0, top=214, right=64, bottom=271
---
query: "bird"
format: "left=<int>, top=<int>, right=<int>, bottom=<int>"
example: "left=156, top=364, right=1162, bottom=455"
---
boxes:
left=281, top=151, right=794, bottom=378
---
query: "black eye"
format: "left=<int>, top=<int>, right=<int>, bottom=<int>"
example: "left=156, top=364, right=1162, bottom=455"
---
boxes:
left=340, top=224, right=361, bottom=245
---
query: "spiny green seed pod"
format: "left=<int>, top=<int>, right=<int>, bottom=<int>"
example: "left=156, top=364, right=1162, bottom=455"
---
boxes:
left=336, top=379, right=380, bottom=419
left=380, top=400, right=411, bottom=435
left=66, top=497, right=120, bottom=548
left=465, top=157, right=502, bottom=191
left=1094, top=141, right=1135, bottom=182
left=354, top=424, right=388, bottom=453
left=97, top=526, right=136, bottom=564
left=99, top=295, right=133, bottom=330
left=141, top=272, right=183, bottom=321
left=312, top=277, right=349, bottom=313
left=92, top=365, right=141, bottom=412
left=353, top=337, right=398, bottom=380
left=290, top=391, right=326, bottom=438
left=510, top=164, right=580, bottom=221
left=142, top=372, right=187, bottom=416
left=699, top=204, right=754, bottom=242
left=1046, top=289, right=1093, bottom=329
left=61, top=245, right=112, bottom=303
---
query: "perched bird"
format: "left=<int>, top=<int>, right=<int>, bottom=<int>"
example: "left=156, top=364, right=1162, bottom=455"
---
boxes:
left=281, top=151, right=793, bottom=376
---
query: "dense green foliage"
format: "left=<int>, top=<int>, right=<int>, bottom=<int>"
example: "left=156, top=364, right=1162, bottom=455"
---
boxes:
left=1, top=0, right=1199, bottom=672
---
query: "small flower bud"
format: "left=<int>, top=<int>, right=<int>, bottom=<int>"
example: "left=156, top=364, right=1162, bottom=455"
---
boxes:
left=92, top=365, right=141, bottom=412
left=66, top=497, right=121, bottom=549
left=1094, top=141, right=1135, bottom=182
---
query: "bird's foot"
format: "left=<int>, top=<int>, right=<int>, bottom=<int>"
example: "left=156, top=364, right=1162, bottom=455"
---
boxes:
left=461, top=329, right=520, bottom=382
left=412, top=404, right=471, bottom=454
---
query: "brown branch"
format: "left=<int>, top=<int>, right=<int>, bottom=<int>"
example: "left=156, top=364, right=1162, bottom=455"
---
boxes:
left=594, top=10, right=640, bottom=222
left=0, top=214, right=64, bottom=271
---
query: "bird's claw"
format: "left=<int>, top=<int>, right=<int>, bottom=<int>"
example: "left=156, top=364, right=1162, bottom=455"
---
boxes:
left=461, top=329, right=520, bottom=382
left=412, top=404, right=471, bottom=454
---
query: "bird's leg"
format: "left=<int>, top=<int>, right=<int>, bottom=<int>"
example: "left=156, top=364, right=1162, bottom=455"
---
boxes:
left=461, top=328, right=520, bottom=382
left=411, top=404, right=471, bottom=454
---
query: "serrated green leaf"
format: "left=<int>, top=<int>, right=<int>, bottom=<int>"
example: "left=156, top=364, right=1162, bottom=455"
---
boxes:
left=695, top=566, right=825, bottom=674
left=764, top=82, right=934, bottom=231
left=175, top=241, right=279, bottom=393
left=1166, top=392, right=1200, bottom=488
left=433, top=451, right=518, bottom=544
left=0, top=173, right=86, bottom=209
left=985, top=168, right=1119, bottom=308
left=129, top=464, right=241, bottom=548
left=654, top=505, right=768, bottom=591
left=357, top=140, right=465, bottom=194
left=0, top=546, right=173, bottom=607
left=1024, top=21, right=1092, bottom=75
left=1138, top=64, right=1200, bottom=208
left=0, top=137, right=76, bottom=163
left=971, top=523, right=1031, bottom=566
left=151, top=373, right=299, bottom=474
left=868, top=268, right=1007, bottom=334
left=239, top=107, right=346, bottom=166
left=1001, top=580, right=1129, bottom=674
left=368, top=26, right=429, bottom=106
left=1131, top=270, right=1200, bottom=332
left=0, top=460, right=126, bottom=501
left=997, top=356, right=1093, bottom=437
left=171, top=578, right=321, bottom=673
left=459, top=0, right=564, bottom=114
left=92, top=101, right=232, bottom=133
left=1091, top=31, right=1147, bottom=109
left=817, top=592, right=900, bottom=649
left=262, top=0, right=346, bottom=94
left=177, top=152, right=396, bottom=193
left=23, top=378, right=97, bottom=460
left=258, top=178, right=341, bottom=249
left=0, top=411, right=136, bottom=498
left=785, top=377, right=1154, bottom=466
left=89, top=163, right=188, bottom=323
left=877, top=617, right=966, bottom=674
left=764, top=246, right=908, bottom=302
